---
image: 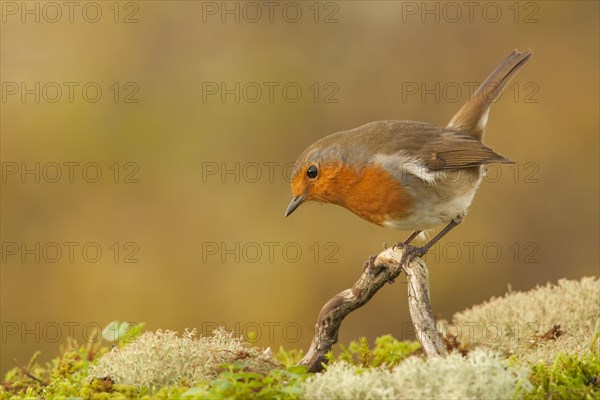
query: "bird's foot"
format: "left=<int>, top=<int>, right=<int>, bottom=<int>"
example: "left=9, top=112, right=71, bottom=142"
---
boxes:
left=393, top=242, right=427, bottom=265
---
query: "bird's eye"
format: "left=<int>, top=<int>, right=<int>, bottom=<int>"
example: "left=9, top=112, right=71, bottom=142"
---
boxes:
left=306, top=165, right=318, bottom=179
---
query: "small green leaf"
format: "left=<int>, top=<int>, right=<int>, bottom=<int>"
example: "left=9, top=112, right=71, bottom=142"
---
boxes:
left=101, top=321, right=130, bottom=343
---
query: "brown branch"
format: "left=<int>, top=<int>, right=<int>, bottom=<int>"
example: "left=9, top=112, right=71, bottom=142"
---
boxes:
left=297, top=246, right=447, bottom=372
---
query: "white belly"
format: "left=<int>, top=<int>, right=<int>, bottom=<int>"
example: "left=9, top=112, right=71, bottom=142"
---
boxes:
left=383, top=171, right=483, bottom=231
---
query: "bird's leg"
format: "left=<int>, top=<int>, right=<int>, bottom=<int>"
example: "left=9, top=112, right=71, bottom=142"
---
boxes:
left=415, top=219, right=460, bottom=256
left=403, top=230, right=422, bottom=245
left=393, top=230, right=421, bottom=250
left=398, top=218, right=462, bottom=263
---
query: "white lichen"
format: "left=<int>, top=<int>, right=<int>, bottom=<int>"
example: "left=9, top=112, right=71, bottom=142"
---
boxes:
left=449, top=276, right=600, bottom=363
left=87, top=327, right=276, bottom=388
left=302, top=348, right=531, bottom=400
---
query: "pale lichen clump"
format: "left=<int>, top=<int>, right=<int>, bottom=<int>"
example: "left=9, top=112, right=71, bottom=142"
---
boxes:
left=449, top=276, right=600, bottom=363
left=301, top=348, right=531, bottom=400
left=87, top=327, right=276, bottom=388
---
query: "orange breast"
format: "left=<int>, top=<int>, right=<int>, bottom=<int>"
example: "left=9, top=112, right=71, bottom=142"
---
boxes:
left=311, top=164, right=413, bottom=226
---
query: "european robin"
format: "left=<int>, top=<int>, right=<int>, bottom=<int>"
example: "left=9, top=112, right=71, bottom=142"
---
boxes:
left=285, top=49, right=532, bottom=257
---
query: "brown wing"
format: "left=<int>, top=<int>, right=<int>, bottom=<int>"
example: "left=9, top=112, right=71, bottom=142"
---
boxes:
left=302, top=120, right=514, bottom=173
left=419, top=130, right=514, bottom=171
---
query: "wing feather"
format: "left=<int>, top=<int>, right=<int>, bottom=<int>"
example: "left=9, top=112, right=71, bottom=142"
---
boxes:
left=421, top=131, right=514, bottom=171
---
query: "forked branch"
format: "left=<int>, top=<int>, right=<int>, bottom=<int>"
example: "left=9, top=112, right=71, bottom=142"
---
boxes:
left=297, top=246, right=447, bottom=372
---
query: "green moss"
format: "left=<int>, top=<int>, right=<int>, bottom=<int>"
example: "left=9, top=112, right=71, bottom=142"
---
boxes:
left=275, top=347, right=304, bottom=367
left=330, top=335, right=421, bottom=368
left=178, top=362, right=309, bottom=400
left=524, top=351, right=600, bottom=399
left=1, top=339, right=109, bottom=399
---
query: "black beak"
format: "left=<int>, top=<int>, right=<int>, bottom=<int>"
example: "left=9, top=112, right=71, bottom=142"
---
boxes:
left=284, top=194, right=306, bottom=217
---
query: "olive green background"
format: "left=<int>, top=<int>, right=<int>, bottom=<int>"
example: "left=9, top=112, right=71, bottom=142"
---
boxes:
left=1, top=1, right=598, bottom=375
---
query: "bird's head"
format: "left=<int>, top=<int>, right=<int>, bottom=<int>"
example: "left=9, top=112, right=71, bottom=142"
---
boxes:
left=285, top=141, right=351, bottom=217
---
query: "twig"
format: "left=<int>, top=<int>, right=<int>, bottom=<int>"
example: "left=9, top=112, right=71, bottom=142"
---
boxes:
left=390, top=249, right=448, bottom=358
left=13, top=358, right=48, bottom=386
left=297, top=246, right=447, bottom=372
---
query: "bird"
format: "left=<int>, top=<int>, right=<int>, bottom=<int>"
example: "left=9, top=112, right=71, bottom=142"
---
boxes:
left=284, top=49, right=532, bottom=259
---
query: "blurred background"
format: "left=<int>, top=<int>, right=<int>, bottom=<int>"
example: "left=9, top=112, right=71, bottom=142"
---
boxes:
left=1, top=1, right=598, bottom=375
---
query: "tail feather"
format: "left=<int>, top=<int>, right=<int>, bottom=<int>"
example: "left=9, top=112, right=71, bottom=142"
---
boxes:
left=447, top=49, right=532, bottom=140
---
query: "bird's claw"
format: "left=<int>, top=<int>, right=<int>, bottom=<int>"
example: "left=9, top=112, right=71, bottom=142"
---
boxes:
left=393, top=242, right=427, bottom=264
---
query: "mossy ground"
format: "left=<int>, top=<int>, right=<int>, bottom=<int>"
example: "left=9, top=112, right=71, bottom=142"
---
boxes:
left=0, top=334, right=311, bottom=400
left=2, top=332, right=597, bottom=399
left=2, top=278, right=599, bottom=399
